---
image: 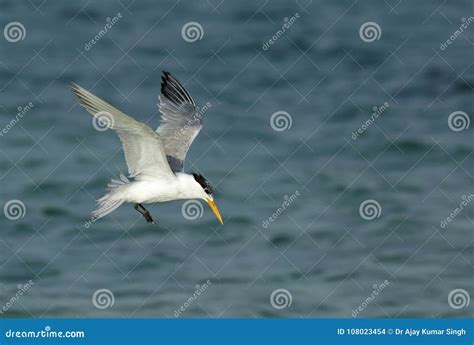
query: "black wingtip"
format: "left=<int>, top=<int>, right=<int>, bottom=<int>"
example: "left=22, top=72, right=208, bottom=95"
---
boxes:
left=161, top=71, right=170, bottom=86
left=159, top=71, right=195, bottom=106
left=160, top=73, right=168, bottom=94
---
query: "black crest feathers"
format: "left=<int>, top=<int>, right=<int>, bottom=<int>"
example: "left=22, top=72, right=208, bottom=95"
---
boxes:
left=192, top=173, right=213, bottom=195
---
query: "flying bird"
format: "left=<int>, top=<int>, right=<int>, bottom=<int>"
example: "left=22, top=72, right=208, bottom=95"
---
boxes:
left=70, top=71, right=223, bottom=225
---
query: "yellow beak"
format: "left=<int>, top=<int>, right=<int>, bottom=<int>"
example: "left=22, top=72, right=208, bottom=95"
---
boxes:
left=206, top=199, right=223, bottom=225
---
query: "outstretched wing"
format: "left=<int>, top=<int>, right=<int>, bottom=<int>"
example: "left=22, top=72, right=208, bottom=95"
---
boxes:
left=156, top=71, right=202, bottom=172
left=70, top=83, right=174, bottom=179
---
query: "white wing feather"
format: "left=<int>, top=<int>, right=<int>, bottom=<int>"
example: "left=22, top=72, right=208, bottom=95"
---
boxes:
left=70, top=83, right=174, bottom=179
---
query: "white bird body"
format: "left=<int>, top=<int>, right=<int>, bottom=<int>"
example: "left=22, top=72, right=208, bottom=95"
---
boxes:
left=116, top=173, right=207, bottom=204
left=70, top=71, right=223, bottom=224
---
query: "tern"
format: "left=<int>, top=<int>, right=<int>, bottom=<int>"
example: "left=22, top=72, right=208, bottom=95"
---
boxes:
left=70, top=71, right=223, bottom=225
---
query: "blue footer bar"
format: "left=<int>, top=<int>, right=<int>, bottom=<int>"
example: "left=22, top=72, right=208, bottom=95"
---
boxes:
left=0, top=318, right=472, bottom=344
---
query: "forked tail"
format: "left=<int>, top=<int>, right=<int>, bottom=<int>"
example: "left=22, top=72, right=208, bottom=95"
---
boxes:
left=90, top=173, right=129, bottom=221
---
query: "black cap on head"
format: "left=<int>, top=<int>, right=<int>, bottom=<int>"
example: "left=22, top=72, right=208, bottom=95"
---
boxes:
left=192, top=173, right=213, bottom=195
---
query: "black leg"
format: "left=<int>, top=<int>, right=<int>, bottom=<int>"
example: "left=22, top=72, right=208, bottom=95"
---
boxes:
left=134, top=203, right=155, bottom=224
